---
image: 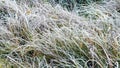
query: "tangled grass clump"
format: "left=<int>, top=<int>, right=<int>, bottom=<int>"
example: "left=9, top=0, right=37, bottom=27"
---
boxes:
left=0, top=0, right=120, bottom=68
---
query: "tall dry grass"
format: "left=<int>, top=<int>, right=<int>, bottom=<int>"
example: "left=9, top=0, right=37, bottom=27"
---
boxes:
left=0, top=0, right=120, bottom=68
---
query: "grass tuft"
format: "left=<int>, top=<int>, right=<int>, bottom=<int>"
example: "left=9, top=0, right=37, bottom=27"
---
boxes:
left=0, top=0, right=120, bottom=68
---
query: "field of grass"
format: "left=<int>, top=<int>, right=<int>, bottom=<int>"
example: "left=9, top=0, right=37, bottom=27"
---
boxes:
left=0, top=0, right=120, bottom=68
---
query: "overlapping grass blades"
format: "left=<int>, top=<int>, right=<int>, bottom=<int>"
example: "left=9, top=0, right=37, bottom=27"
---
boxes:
left=0, top=0, right=120, bottom=68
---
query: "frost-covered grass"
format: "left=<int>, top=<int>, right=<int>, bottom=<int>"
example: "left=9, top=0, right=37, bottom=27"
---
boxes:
left=0, top=0, right=120, bottom=68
